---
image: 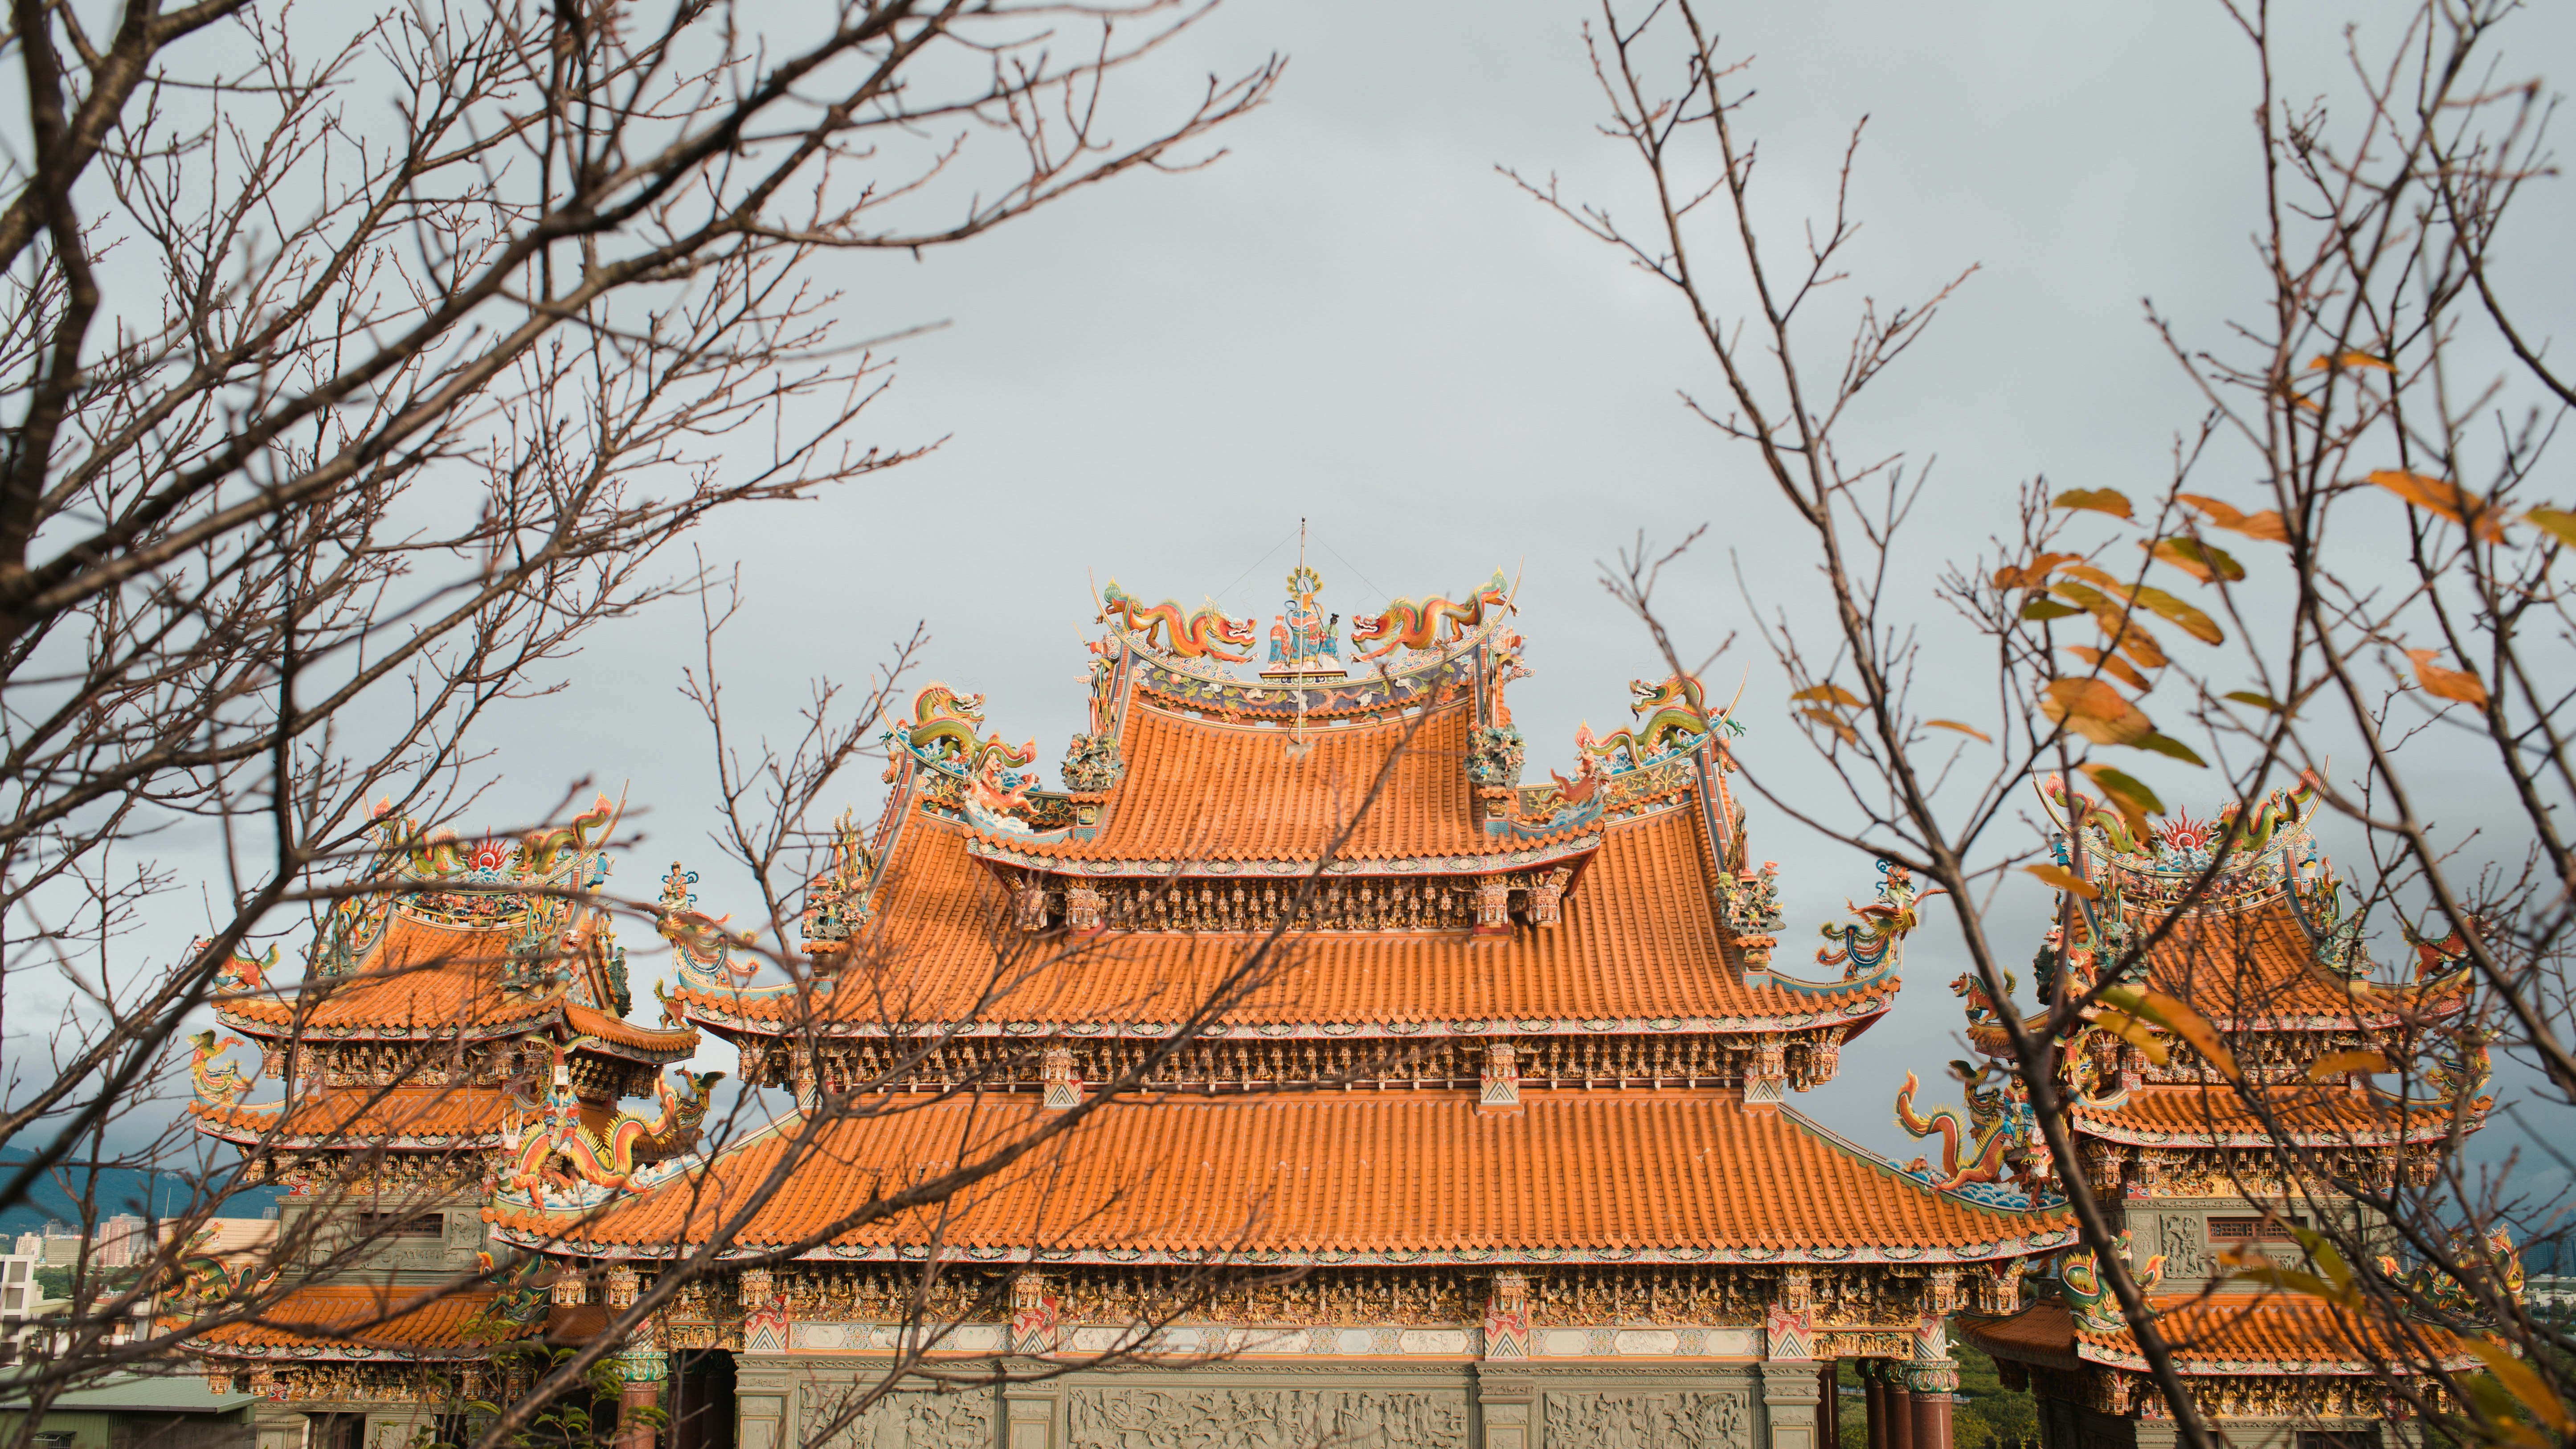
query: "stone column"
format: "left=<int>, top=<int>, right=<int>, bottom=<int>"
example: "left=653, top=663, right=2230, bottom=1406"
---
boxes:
left=732, top=1359, right=788, bottom=1449
left=999, top=1385, right=1058, bottom=1449
left=1761, top=1361, right=1822, bottom=1449
left=1475, top=1373, right=1533, bottom=1449
left=617, top=1355, right=666, bottom=1449
left=1863, top=1361, right=1887, bottom=1449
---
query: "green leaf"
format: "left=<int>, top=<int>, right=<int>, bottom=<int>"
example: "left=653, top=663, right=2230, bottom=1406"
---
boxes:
left=2053, top=488, right=2134, bottom=519
left=2130, top=732, right=2208, bottom=766
left=2078, top=765, right=2165, bottom=816
left=2531, top=508, right=2576, bottom=549
left=2020, top=598, right=2084, bottom=622
left=2224, top=690, right=2284, bottom=712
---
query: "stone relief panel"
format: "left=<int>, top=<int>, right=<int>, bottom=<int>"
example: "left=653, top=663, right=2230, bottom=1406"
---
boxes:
left=801, top=1389, right=994, bottom=1449
left=2156, top=1212, right=2214, bottom=1281
left=1068, top=1387, right=1468, bottom=1449
left=1542, top=1392, right=1752, bottom=1449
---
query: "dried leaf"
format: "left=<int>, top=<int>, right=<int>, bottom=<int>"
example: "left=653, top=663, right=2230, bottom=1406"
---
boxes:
left=2101, top=983, right=2241, bottom=1082
left=2368, top=469, right=2509, bottom=543
left=2405, top=649, right=2490, bottom=707
left=2078, top=763, right=2163, bottom=844
left=2093, top=1008, right=2171, bottom=1064
left=2024, top=863, right=2099, bottom=899
left=1800, top=708, right=1860, bottom=744
left=1925, top=719, right=1991, bottom=742
left=2111, top=623, right=2169, bottom=670
left=2176, top=494, right=2291, bottom=544
left=2059, top=562, right=2125, bottom=591
left=2144, top=536, right=2246, bottom=583
left=2528, top=507, right=2576, bottom=548
left=1993, top=553, right=2079, bottom=589
left=2307, top=351, right=2395, bottom=372
left=2042, top=679, right=2154, bottom=746
left=2065, top=645, right=2149, bottom=692
left=1791, top=683, right=1864, bottom=708
left=2465, top=1337, right=2576, bottom=1435
left=2020, top=598, right=2084, bottom=622
left=2052, top=488, right=2133, bottom=519
left=2307, top=1050, right=2391, bottom=1080
left=2130, top=584, right=2225, bottom=645
left=2132, top=732, right=2208, bottom=767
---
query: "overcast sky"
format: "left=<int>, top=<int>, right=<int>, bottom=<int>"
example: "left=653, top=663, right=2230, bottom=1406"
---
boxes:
left=76, top=0, right=2576, bottom=1169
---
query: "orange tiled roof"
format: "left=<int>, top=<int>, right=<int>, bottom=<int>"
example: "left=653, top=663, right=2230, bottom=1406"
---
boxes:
left=2131, top=897, right=2462, bottom=1023
left=195, top=1285, right=507, bottom=1359
left=217, top=915, right=552, bottom=1037
left=487, top=1090, right=2067, bottom=1264
left=2092, top=1292, right=2466, bottom=1374
left=682, top=804, right=1884, bottom=1030
left=1032, top=700, right=1513, bottom=862
left=1965, top=1292, right=2468, bottom=1375
left=2073, top=1085, right=2470, bottom=1147
left=217, top=914, right=697, bottom=1058
left=563, top=1001, right=697, bottom=1055
left=190, top=1086, right=514, bottom=1145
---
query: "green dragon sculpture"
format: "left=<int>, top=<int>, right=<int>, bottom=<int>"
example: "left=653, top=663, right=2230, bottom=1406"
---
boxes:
left=1577, top=675, right=1713, bottom=768
left=188, top=1030, right=258, bottom=1105
left=902, top=682, right=1036, bottom=773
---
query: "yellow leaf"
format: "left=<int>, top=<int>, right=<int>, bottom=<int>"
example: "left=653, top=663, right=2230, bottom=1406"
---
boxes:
left=2130, top=584, right=2225, bottom=645
left=2059, top=562, right=2125, bottom=591
left=2024, top=863, right=2099, bottom=899
left=1925, top=719, right=1991, bottom=742
left=2144, top=536, right=2246, bottom=583
left=2404, top=649, right=2490, bottom=708
left=2368, top=469, right=2508, bottom=543
left=1799, top=708, right=1860, bottom=745
left=2020, top=598, right=2084, bottom=622
left=2465, top=1337, right=2576, bottom=1435
left=2224, top=689, right=2286, bottom=713
left=2111, top=622, right=2169, bottom=670
left=1993, top=553, right=2079, bottom=590
left=2307, top=351, right=2395, bottom=372
left=2052, top=488, right=2133, bottom=519
left=2093, top=1008, right=2171, bottom=1064
left=2176, top=493, right=2291, bottom=544
left=2065, top=645, right=2148, bottom=692
left=2102, top=984, right=2241, bottom=1082
left=2308, top=1050, right=2391, bottom=1080
left=1790, top=683, right=1864, bottom=708
left=2531, top=508, right=2576, bottom=548
left=2042, top=678, right=2154, bottom=746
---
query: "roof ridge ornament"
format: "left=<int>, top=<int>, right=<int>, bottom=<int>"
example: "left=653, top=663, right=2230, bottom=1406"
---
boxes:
left=1349, top=568, right=1511, bottom=662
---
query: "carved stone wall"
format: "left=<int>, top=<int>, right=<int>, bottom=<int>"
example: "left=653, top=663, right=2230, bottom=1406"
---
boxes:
left=798, top=1383, right=994, bottom=1449
left=1069, top=1387, right=1468, bottom=1448
left=1542, top=1390, right=1753, bottom=1449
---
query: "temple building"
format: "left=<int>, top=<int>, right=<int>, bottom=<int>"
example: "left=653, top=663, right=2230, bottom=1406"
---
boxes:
left=1945, top=777, right=2490, bottom=1449
left=180, top=802, right=709, bottom=1449
left=187, top=567, right=2087, bottom=1449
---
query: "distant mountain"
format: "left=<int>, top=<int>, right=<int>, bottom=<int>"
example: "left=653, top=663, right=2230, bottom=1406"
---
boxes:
left=0, top=1143, right=280, bottom=1235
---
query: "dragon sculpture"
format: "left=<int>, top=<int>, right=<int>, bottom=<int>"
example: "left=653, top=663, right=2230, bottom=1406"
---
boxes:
left=1815, top=862, right=1940, bottom=977
left=1577, top=675, right=1715, bottom=769
left=503, top=1040, right=723, bottom=1201
left=1098, top=582, right=1256, bottom=662
left=168, top=1226, right=280, bottom=1305
left=1349, top=569, right=1512, bottom=660
left=1894, top=1064, right=2033, bottom=1192
left=188, top=1030, right=258, bottom=1105
left=902, top=683, right=1037, bottom=774
left=2059, top=1231, right=2167, bottom=1333
left=210, top=945, right=274, bottom=995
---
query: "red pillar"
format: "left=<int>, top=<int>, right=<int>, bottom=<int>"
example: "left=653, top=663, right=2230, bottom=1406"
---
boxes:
left=1864, top=1361, right=1887, bottom=1449
left=1821, top=1360, right=1840, bottom=1449
left=1883, top=1365, right=1913, bottom=1449
left=620, top=1379, right=660, bottom=1449
left=1908, top=1375, right=1951, bottom=1449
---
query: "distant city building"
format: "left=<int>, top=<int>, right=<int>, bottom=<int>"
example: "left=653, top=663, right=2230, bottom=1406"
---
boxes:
left=93, top=1215, right=146, bottom=1269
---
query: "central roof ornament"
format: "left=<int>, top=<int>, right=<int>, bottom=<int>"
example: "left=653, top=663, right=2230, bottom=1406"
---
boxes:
left=1262, top=561, right=1345, bottom=684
